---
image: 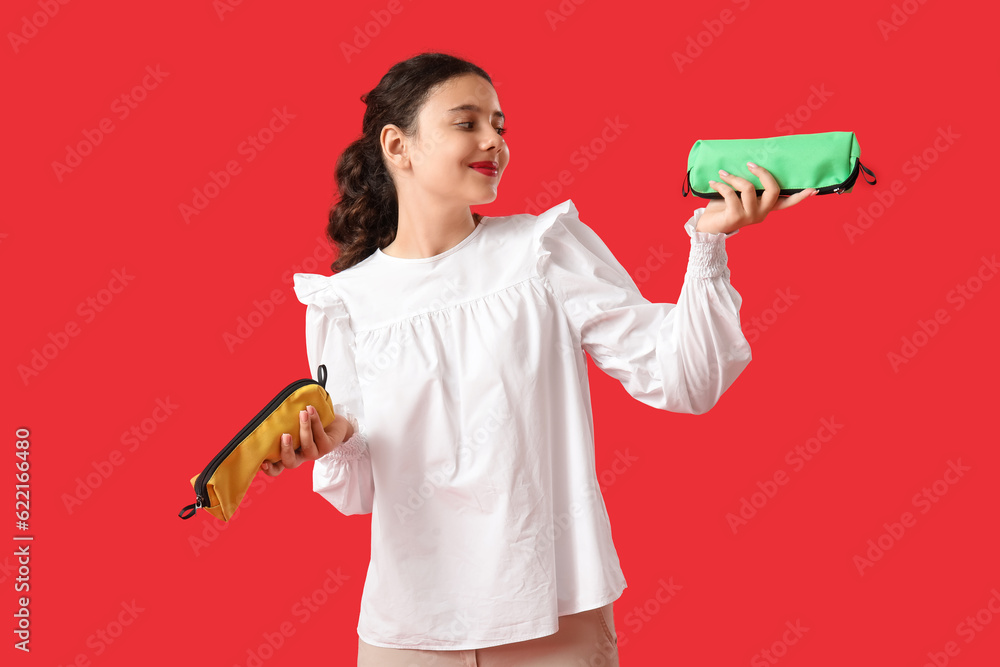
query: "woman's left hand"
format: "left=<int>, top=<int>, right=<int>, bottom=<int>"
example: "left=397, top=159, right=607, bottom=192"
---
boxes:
left=695, top=162, right=818, bottom=235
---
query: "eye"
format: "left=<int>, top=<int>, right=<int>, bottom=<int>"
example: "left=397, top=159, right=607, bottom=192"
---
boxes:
left=457, top=121, right=508, bottom=136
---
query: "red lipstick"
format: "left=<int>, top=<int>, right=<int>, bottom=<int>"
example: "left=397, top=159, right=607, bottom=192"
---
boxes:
left=469, top=161, right=499, bottom=177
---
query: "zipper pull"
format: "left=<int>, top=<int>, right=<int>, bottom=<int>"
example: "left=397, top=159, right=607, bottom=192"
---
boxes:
left=859, top=160, right=877, bottom=185
left=178, top=496, right=203, bottom=520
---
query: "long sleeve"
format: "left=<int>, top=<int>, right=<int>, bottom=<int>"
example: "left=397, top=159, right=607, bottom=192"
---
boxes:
left=533, top=200, right=752, bottom=415
left=292, top=273, right=375, bottom=515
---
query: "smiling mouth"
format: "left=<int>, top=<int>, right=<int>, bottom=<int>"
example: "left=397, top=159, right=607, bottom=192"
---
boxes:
left=469, top=163, right=499, bottom=177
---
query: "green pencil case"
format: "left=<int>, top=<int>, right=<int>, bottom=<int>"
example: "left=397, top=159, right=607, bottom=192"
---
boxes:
left=682, top=131, right=876, bottom=199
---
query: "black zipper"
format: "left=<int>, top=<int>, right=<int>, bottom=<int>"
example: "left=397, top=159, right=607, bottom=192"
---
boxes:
left=682, top=159, right=876, bottom=198
left=178, top=364, right=327, bottom=520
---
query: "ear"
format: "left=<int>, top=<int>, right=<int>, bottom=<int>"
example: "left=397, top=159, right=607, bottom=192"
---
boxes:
left=381, top=124, right=408, bottom=169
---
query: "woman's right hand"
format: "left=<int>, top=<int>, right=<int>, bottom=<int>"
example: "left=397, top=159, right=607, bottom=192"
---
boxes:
left=259, top=405, right=355, bottom=476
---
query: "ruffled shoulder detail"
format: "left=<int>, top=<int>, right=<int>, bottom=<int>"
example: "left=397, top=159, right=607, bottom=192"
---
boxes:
left=531, top=198, right=580, bottom=240
left=292, top=273, right=343, bottom=309
left=533, top=198, right=636, bottom=292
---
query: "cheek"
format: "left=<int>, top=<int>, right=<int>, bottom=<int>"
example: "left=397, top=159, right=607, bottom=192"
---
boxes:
left=443, top=143, right=472, bottom=168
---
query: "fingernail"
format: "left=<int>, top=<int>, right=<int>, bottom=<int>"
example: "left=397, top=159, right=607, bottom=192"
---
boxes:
left=307, top=405, right=315, bottom=415
left=747, top=162, right=757, bottom=169
left=282, top=434, right=290, bottom=446
left=300, top=409, right=308, bottom=422
left=718, top=169, right=729, bottom=176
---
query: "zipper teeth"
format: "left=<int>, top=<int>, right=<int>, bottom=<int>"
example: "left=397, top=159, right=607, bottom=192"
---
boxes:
left=686, top=159, right=862, bottom=198
left=815, top=159, right=862, bottom=194
left=194, top=377, right=320, bottom=503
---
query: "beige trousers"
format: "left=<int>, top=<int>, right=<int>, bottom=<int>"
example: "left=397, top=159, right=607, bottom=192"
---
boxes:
left=357, top=602, right=619, bottom=666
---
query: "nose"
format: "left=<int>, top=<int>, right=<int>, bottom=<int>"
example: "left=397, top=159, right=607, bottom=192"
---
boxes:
left=480, top=129, right=505, bottom=153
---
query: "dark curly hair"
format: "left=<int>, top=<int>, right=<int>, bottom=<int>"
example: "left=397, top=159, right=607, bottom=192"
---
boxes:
left=326, top=52, right=495, bottom=272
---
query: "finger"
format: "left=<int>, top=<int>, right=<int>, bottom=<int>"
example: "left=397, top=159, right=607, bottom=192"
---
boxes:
left=279, top=433, right=299, bottom=468
left=261, top=458, right=284, bottom=476
left=748, top=163, right=780, bottom=214
left=708, top=181, right=739, bottom=210
left=717, top=169, right=757, bottom=218
left=299, top=407, right=319, bottom=459
left=771, top=188, right=817, bottom=210
left=328, top=413, right=352, bottom=443
left=708, top=179, right=740, bottom=215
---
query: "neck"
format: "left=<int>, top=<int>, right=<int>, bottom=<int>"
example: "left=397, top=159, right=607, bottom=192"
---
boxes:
left=382, top=202, right=480, bottom=259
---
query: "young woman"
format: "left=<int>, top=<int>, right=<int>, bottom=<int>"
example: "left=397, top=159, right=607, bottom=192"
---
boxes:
left=261, top=52, right=816, bottom=666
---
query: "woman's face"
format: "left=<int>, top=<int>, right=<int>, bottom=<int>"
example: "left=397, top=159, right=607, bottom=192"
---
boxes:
left=386, top=73, right=509, bottom=207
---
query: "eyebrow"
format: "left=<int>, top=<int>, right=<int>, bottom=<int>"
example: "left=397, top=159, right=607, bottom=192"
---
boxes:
left=446, top=104, right=505, bottom=123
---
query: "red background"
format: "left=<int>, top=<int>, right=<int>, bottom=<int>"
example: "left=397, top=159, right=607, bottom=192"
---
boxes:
left=4, top=0, right=998, bottom=665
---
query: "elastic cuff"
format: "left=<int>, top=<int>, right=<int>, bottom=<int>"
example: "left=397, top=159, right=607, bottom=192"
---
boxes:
left=686, top=232, right=729, bottom=279
left=319, top=431, right=369, bottom=462
left=317, top=403, right=369, bottom=462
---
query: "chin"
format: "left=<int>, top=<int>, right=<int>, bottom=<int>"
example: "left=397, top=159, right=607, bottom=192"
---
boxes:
left=473, top=190, right=499, bottom=205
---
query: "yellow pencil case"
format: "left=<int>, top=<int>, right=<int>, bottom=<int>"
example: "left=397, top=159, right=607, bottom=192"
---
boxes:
left=178, top=364, right=336, bottom=521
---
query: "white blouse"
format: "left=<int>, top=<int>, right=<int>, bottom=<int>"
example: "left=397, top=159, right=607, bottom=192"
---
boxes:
left=292, top=199, right=751, bottom=650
